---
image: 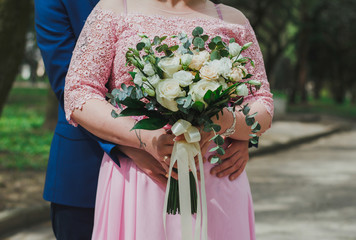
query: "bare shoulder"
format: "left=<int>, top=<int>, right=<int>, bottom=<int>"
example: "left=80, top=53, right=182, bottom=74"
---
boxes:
left=217, top=4, right=248, bottom=25
left=97, top=0, right=125, bottom=14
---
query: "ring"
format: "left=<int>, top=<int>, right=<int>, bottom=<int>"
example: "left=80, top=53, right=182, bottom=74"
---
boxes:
left=165, top=173, right=169, bottom=178
left=163, top=155, right=169, bottom=164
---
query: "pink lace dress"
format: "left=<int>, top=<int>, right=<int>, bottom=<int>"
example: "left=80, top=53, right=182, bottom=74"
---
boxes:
left=64, top=5, right=273, bottom=240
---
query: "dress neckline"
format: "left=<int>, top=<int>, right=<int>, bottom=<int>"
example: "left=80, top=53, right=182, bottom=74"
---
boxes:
left=95, top=5, right=250, bottom=29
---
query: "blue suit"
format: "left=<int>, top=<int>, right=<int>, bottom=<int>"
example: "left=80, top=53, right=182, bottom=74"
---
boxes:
left=35, top=0, right=119, bottom=209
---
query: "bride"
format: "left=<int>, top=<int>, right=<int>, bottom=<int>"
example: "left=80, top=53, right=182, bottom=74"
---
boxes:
left=64, top=0, right=273, bottom=239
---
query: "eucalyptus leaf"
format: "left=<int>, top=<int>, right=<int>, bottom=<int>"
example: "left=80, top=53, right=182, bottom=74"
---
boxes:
left=245, top=117, right=255, bottom=126
left=210, top=50, right=221, bottom=60
left=209, top=146, right=220, bottom=153
left=216, top=147, right=225, bottom=155
left=210, top=156, right=220, bottom=164
left=193, top=37, right=205, bottom=49
left=111, top=110, right=119, bottom=118
left=213, top=135, right=224, bottom=146
left=212, top=124, right=221, bottom=132
left=192, top=26, right=204, bottom=37
left=208, top=42, right=216, bottom=50
left=243, top=105, right=250, bottom=115
left=136, top=42, right=145, bottom=51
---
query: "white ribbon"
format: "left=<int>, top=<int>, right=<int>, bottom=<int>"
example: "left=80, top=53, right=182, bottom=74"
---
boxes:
left=163, top=119, right=208, bottom=240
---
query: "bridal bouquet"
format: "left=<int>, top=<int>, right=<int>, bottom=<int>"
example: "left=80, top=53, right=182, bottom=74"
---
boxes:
left=107, top=26, right=261, bottom=238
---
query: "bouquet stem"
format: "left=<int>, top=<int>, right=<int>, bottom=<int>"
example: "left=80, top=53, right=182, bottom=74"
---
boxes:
left=166, top=171, right=197, bottom=215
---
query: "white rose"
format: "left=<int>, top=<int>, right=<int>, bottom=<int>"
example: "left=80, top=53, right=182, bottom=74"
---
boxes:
left=200, top=65, right=219, bottom=81
left=143, top=62, right=155, bottom=77
left=181, top=54, right=193, bottom=66
left=133, top=71, right=144, bottom=86
left=189, top=79, right=220, bottom=106
left=173, top=70, right=195, bottom=87
left=236, top=84, right=249, bottom=97
left=229, top=42, right=242, bottom=57
left=158, top=57, right=182, bottom=78
left=189, top=51, right=210, bottom=70
left=218, top=77, right=228, bottom=90
left=147, top=74, right=161, bottom=88
left=230, top=66, right=247, bottom=82
left=213, top=57, right=232, bottom=78
left=156, top=79, right=186, bottom=112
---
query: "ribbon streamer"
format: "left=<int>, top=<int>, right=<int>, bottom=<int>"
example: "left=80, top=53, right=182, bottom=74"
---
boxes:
left=163, top=119, right=208, bottom=240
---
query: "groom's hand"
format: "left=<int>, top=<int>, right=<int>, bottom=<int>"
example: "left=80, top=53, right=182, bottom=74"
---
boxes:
left=209, top=139, right=249, bottom=181
left=117, top=146, right=168, bottom=189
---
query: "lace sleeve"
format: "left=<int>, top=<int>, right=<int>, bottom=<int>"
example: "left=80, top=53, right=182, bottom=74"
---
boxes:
left=64, top=8, right=119, bottom=126
left=238, top=21, right=274, bottom=117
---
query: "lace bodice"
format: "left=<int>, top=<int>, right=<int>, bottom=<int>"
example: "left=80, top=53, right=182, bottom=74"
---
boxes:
left=64, top=5, right=274, bottom=126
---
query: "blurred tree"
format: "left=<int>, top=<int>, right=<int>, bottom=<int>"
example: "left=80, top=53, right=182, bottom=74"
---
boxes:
left=222, top=0, right=298, bottom=91
left=306, top=0, right=356, bottom=104
left=0, top=0, right=32, bottom=116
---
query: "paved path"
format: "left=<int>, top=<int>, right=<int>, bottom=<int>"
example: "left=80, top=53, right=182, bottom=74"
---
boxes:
left=4, top=122, right=356, bottom=239
left=248, top=127, right=356, bottom=240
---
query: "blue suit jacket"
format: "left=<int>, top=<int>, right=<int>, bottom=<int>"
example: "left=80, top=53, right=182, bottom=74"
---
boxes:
left=35, top=0, right=120, bottom=208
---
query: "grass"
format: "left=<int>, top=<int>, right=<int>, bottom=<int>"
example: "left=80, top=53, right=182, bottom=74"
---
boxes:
left=272, top=90, right=356, bottom=119
left=0, top=87, right=53, bottom=170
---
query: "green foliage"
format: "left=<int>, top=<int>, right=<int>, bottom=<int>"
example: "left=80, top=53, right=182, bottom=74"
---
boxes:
left=0, top=87, right=53, bottom=170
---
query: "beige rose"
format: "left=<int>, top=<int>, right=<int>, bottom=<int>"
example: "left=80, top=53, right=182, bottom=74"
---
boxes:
left=156, top=79, right=186, bottom=112
left=200, top=65, right=219, bottom=81
left=189, top=51, right=210, bottom=70
left=230, top=66, right=247, bottom=82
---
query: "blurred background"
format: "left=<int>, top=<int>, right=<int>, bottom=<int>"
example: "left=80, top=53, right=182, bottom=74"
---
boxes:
left=0, top=0, right=355, bottom=239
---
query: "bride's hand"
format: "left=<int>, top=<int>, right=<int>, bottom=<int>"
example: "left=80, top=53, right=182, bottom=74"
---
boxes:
left=117, top=146, right=168, bottom=189
left=209, top=139, right=249, bottom=181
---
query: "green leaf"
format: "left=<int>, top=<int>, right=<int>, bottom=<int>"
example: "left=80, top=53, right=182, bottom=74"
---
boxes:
left=245, top=117, right=255, bottom=126
left=111, top=110, right=119, bottom=118
left=121, top=98, right=146, bottom=109
left=243, top=105, right=250, bottom=115
left=203, top=90, right=213, bottom=105
left=119, top=108, right=147, bottom=117
left=136, top=42, right=145, bottom=51
left=209, top=146, right=220, bottom=153
left=210, top=156, right=220, bottom=164
left=212, top=36, right=222, bottom=44
left=234, top=97, right=244, bottom=105
left=160, top=36, right=168, bottom=42
left=131, top=118, right=168, bottom=131
left=169, top=45, right=179, bottom=52
left=220, top=49, right=229, bottom=57
left=201, top=35, right=209, bottom=42
left=216, top=147, right=225, bottom=155
left=192, top=101, right=205, bottom=112
left=213, top=135, right=224, bottom=146
left=229, top=38, right=236, bottom=43
left=192, top=26, right=204, bottom=37
left=250, top=138, right=258, bottom=145
left=208, top=42, right=216, bottom=50
left=156, top=44, right=168, bottom=53
left=193, top=37, right=205, bottom=49
left=153, top=36, right=161, bottom=45
left=212, top=124, right=221, bottom=132
left=210, top=50, right=221, bottom=60
left=129, top=71, right=137, bottom=80
left=248, top=112, right=258, bottom=118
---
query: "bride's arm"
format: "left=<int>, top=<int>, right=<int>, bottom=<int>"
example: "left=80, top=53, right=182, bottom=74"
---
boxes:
left=212, top=10, right=274, bottom=141
left=64, top=6, right=174, bottom=162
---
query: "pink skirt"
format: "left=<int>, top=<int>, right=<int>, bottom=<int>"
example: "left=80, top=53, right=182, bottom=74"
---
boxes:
left=92, top=154, right=255, bottom=240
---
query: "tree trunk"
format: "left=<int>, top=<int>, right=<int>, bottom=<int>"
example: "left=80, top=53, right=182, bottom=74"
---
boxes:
left=0, top=0, right=32, bottom=116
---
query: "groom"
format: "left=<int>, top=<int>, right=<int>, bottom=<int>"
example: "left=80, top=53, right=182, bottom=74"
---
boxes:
left=35, top=0, right=250, bottom=239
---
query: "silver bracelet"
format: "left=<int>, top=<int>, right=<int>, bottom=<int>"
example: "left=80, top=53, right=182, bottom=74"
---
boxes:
left=221, top=107, right=236, bottom=137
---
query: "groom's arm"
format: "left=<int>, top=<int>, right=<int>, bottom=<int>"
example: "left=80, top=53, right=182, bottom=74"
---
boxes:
left=34, top=0, right=121, bottom=164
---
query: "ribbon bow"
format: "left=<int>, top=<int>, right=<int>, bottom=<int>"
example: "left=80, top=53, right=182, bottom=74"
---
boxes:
left=163, top=119, right=208, bottom=240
